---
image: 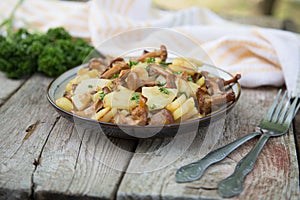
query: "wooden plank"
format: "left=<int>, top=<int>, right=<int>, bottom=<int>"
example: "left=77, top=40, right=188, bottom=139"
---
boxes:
left=117, top=88, right=300, bottom=199
left=33, top=119, right=137, bottom=200
left=0, top=72, right=27, bottom=106
left=0, top=74, right=59, bottom=200
left=294, top=109, right=300, bottom=175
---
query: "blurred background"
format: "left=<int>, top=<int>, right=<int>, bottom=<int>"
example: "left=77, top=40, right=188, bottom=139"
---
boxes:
left=152, top=0, right=299, bottom=32
left=63, top=0, right=299, bottom=32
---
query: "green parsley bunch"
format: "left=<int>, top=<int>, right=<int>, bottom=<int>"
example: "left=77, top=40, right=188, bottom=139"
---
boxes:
left=0, top=0, right=95, bottom=79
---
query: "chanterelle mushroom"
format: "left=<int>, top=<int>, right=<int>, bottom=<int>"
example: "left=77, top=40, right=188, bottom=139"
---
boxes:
left=126, top=71, right=142, bottom=91
left=88, top=58, right=108, bottom=75
left=148, top=109, right=174, bottom=125
left=101, top=58, right=130, bottom=79
left=196, top=73, right=240, bottom=115
left=138, top=45, right=168, bottom=62
left=148, top=64, right=176, bottom=88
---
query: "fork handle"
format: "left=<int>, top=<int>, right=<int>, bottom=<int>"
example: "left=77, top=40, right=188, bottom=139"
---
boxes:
left=175, top=132, right=260, bottom=183
left=218, top=133, right=270, bottom=198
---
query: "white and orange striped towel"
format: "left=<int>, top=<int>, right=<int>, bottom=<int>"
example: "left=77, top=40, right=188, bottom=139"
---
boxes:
left=1, top=0, right=299, bottom=96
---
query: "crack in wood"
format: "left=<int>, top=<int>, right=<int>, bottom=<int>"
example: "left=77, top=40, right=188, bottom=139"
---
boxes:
left=66, top=127, right=85, bottom=193
left=74, top=126, right=83, bottom=170
left=113, top=139, right=139, bottom=200
left=30, top=116, right=61, bottom=200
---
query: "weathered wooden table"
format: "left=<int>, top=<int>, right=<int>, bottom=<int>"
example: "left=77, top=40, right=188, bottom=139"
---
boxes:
left=0, top=71, right=299, bottom=199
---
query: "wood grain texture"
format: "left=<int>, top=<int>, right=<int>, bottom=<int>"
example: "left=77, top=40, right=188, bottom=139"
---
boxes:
left=294, top=110, right=300, bottom=170
left=0, top=72, right=27, bottom=106
left=1, top=74, right=299, bottom=200
left=117, top=88, right=300, bottom=200
left=0, top=74, right=58, bottom=200
left=33, top=119, right=137, bottom=200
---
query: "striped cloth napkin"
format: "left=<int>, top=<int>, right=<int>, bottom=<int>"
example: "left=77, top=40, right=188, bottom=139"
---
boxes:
left=1, top=0, right=300, bottom=96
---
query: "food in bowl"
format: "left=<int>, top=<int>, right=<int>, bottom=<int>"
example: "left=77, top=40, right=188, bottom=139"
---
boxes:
left=55, top=45, right=240, bottom=126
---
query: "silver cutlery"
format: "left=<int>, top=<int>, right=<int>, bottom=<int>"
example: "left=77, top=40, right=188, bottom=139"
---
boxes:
left=175, top=91, right=286, bottom=183
left=175, top=131, right=261, bottom=183
left=218, top=90, right=300, bottom=198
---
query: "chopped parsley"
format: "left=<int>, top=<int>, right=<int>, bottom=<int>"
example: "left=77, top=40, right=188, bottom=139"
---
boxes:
left=88, top=84, right=93, bottom=88
left=112, top=73, right=119, bottom=78
left=145, top=65, right=151, bottom=72
left=131, top=93, right=140, bottom=104
left=99, top=91, right=107, bottom=100
left=159, top=87, right=170, bottom=95
left=146, top=57, right=155, bottom=64
left=157, top=81, right=166, bottom=86
left=159, top=61, right=168, bottom=68
left=150, top=104, right=157, bottom=109
left=129, top=60, right=138, bottom=67
left=187, top=75, right=193, bottom=82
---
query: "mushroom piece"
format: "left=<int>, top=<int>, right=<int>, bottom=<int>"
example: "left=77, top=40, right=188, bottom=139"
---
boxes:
left=108, top=57, right=125, bottom=68
left=148, top=64, right=170, bottom=77
left=126, top=71, right=143, bottom=91
left=206, top=92, right=236, bottom=111
left=196, top=88, right=207, bottom=115
left=196, top=88, right=237, bottom=115
left=114, top=111, right=135, bottom=125
left=92, top=86, right=111, bottom=113
left=201, top=71, right=223, bottom=95
left=131, top=95, right=148, bottom=126
left=221, top=73, right=241, bottom=86
left=88, top=58, right=108, bottom=74
left=179, top=71, right=189, bottom=81
left=148, top=64, right=177, bottom=88
left=101, top=58, right=130, bottom=79
left=148, top=109, right=174, bottom=125
left=212, top=92, right=236, bottom=105
left=202, top=71, right=241, bottom=95
left=114, top=95, right=148, bottom=126
left=137, top=45, right=168, bottom=62
left=93, top=98, right=103, bottom=113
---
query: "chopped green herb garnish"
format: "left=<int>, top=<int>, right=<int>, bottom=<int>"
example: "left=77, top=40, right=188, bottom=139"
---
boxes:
left=88, top=84, right=93, bottom=88
left=174, top=71, right=183, bottom=75
left=131, top=93, right=140, bottom=103
left=145, top=65, right=151, bottom=72
left=99, top=91, right=107, bottom=100
left=159, top=61, right=168, bottom=68
left=112, top=73, right=119, bottom=78
left=187, top=75, right=193, bottom=82
left=150, top=104, right=157, bottom=109
left=159, top=87, right=170, bottom=95
left=146, top=57, right=155, bottom=64
left=157, top=81, right=166, bottom=86
left=129, top=60, right=139, bottom=67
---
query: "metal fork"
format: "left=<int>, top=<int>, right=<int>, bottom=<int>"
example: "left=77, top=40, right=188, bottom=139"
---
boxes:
left=175, top=90, right=299, bottom=184
left=218, top=90, right=300, bottom=198
left=176, top=90, right=282, bottom=183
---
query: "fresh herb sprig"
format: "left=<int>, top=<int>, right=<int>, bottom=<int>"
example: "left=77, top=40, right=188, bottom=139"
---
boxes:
left=131, top=93, right=140, bottom=104
left=159, top=87, right=170, bottom=95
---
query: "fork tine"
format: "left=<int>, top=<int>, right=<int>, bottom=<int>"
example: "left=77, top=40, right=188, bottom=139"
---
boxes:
left=265, top=89, right=282, bottom=121
left=296, top=99, right=300, bottom=115
left=278, top=94, right=292, bottom=124
left=284, top=96, right=300, bottom=125
left=271, top=90, right=287, bottom=122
